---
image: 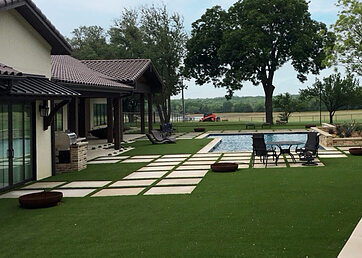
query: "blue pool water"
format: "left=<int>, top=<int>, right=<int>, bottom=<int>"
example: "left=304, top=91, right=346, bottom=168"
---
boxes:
left=209, top=133, right=308, bottom=152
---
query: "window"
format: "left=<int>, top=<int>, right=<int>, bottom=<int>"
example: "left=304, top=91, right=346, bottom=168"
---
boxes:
left=93, top=104, right=107, bottom=127
left=54, top=107, right=63, bottom=131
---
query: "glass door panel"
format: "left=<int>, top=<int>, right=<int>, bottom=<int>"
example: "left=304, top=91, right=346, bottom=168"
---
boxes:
left=12, top=104, right=24, bottom=184
left=24, top=104, right=32, bottom=180
left=0, top=104, right=9, bottom=189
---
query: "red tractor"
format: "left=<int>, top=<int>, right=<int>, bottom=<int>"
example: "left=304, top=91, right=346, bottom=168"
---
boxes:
left=200, top=113, right=220, bottom=122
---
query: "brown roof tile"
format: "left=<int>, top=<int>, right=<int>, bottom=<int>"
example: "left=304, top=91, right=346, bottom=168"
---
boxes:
left=81, top=59, right=160, bottom=84
left=51, top=55, right=133, bottom=91
left=0, top=63, right=22, bottom=76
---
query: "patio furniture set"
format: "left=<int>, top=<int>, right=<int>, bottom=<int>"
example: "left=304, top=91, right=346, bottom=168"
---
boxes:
left=251, top=132, right=320, bottom=167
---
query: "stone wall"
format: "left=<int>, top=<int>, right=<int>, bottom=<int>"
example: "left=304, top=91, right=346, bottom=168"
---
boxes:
left=312, top=127, right=362, bottom=147
left=56, top=142, right=88, bottom=173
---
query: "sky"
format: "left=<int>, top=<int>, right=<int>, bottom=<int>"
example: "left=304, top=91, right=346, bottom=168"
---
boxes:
left=33, top=0, right=342, bottom=99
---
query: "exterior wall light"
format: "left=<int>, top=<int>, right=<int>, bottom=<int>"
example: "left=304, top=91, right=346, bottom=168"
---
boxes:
left=39, top=103, right=49, bottom=117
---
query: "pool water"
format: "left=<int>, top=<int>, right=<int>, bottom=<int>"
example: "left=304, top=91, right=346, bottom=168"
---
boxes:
left=209, top=133, right=308, bottom=152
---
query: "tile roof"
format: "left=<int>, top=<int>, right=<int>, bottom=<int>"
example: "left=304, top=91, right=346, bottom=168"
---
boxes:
left=0, top=0, right=71, bottom=54
left=51, top=55, right=133, bottom=91
left=0, top=63, right=22, bottom=76
left=81, top=59, right=158, bottom=84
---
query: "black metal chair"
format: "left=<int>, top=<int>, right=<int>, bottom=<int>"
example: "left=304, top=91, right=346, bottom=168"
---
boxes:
left=252, top=133, right=278, bottom=167
left=296, top=132, right=320, bottom=159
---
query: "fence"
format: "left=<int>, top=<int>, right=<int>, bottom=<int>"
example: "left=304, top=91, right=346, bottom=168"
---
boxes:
left=123, top=111, right=362, bottom=125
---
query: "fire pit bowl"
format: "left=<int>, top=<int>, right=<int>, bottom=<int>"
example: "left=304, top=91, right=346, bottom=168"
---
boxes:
left=19, top=191, right=63, bottom=209
left=194, top=128, right=206, bottom=132
left=349, top=148, right=362, bottom=156
left=211, top=162, right=238, bottom=172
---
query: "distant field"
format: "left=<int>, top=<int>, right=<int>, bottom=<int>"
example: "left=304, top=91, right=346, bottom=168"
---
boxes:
left=188, top=110, right=362, bottom=123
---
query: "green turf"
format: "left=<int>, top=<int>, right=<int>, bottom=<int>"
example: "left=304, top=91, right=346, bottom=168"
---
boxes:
left=0, top=148, right=361, bottom=257
left=41, top=162, right=146, bottom=182
left=123, top=138, right=212, bottom=155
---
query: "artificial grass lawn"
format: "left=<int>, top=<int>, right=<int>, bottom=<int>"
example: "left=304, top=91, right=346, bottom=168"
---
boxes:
left=0, top=155, right=361, bottom=257
left=124, top=138, right=212, bottom=155
left=41, top=163, right=146, bottom=182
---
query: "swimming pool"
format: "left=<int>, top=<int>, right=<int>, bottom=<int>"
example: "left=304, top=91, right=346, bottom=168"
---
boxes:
left=208, top=133, right=309, bottom=152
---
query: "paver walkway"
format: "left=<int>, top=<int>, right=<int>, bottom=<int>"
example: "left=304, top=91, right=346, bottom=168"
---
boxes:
left=0, top=147, right=349, bottom=198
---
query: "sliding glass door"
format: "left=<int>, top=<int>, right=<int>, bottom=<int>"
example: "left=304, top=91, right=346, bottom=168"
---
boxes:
left=0, top=102, right=33, bottom=190
left=0, top=104, right=9, bottom=189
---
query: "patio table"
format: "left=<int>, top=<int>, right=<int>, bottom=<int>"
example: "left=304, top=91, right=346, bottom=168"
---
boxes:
left=267, top=141, right=303, bottom=164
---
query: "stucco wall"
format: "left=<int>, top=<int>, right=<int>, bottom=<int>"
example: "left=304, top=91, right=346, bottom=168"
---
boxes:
left=35, top=101, right=52, bottom=180
left=0, top=10, right=52, bottom=77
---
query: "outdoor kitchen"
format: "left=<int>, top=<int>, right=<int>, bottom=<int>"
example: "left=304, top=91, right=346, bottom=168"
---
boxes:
left=55, top=132, right=88, bottom=173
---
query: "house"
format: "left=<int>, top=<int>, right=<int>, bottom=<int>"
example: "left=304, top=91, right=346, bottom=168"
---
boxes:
left=81, top=59, right=163, bottom=136
left=0, top=0, right=79, bottom=190
left=51, top=58, right=164, bottom=146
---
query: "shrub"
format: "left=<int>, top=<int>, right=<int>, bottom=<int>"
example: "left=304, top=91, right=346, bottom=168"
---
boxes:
left=341, top=121, right=358, bottom=137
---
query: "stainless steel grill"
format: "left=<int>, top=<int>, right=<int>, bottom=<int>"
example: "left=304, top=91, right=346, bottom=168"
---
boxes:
left=55, top=131, right=78, bottom=151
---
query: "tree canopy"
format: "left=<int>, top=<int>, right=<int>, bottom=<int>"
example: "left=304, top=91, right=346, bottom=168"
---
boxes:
left=68, top=5, right=187, bottom=124
left=332, top=0, right=362, bottom=75
left=273, top=93, right=300, bottom=122
left=69, top=26, right=114, bottom=60
left=300, top=73, right=361, bottom=124
left=184, top=0, right=335, bottom=124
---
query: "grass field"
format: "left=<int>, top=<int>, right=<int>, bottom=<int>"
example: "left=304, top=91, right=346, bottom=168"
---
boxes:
left=187, top=109, right=362, bottom=123
left=0, top=139, right=361, bottom=257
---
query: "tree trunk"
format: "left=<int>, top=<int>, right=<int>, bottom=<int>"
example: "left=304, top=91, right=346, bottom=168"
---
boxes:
left=156, top=104, right=165, bottom=125
left=263, top=83, right=275, bottom=124
left=329, top=111, right=334, bottom=124
left=167, top=96, right=172, bottom=123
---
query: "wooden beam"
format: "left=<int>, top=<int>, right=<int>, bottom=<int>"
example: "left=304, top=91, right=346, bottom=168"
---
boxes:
left=44, top=99, right=69, bottom=131
left=140, top=93, right=145, bottom=134
left=107, top=98, right=113, bottom=143
left=78, top=98, right=86, bottom=137
left=148, top=93, right=153, bottom=133
left=120, top=98, right=124, bottom=142
left=114, top=97, right=121, bottom=150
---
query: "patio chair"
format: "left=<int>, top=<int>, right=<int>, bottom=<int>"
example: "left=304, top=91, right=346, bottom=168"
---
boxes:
left=251, top=133, right=278, bottom=167
left=146, top=134, right=175, bottom=144
left=151, top=130, right=177, bottom=143
left=296, top=132, right=320, bottom=159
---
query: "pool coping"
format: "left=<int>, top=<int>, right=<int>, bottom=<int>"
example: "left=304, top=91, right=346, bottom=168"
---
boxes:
left=197, top=130, right=330, bottom=153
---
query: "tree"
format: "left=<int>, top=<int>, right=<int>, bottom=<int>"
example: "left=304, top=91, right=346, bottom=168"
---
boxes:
left=222, top=101, right=233, bottom=112
left=184, top=0, right=335, bottom=124
left=332, top=0, right=362, bottom=75
left=273, top=93, right=300, bottom=122
left=69, top=26, right=114, bottom=60
left=110, top=5, right=187, bottom=124
left=300, top=73, right=360, bottom=124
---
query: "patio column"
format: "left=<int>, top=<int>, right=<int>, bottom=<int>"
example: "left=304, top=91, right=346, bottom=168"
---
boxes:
left=107, top=98, right=113, bottom=143
left=148, top=93, right=153, bottom=133
left=114, top=97, right=121, bottom=150
left=78, top=98, right=86, bottom=137
left=120, top=98, right=124, bottom=142
left=68, top=97, right=79, bottom=135
left=140, top=93, right=145, bottom=134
